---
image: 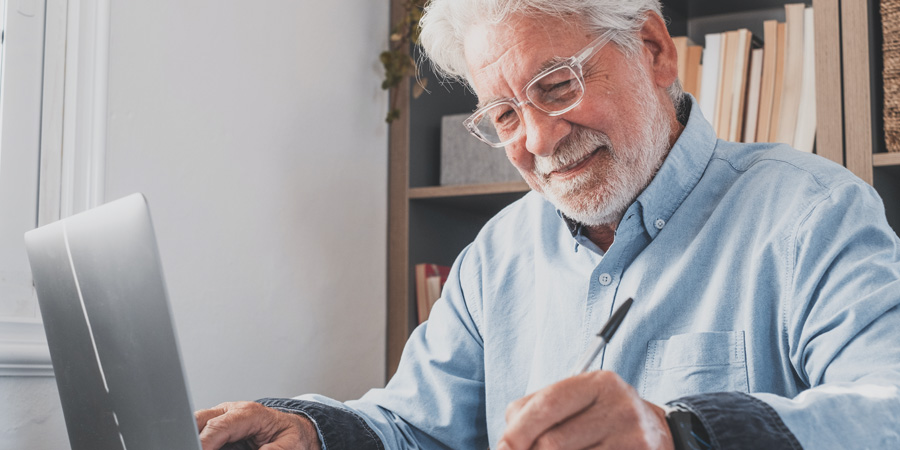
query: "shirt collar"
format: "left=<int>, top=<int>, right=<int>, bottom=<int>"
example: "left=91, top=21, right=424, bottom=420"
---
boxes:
left=558, top=210, right=583, bottom=238
left=556, top=95, right=717, bottom=242
left=635, top=95, right=717, bottom=239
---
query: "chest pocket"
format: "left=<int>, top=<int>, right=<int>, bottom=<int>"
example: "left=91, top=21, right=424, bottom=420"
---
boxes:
left=640, top=331, right=749, bottom=404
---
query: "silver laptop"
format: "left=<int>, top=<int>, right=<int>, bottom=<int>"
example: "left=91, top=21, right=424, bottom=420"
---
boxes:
left=24, top=194, right=249, bottom=450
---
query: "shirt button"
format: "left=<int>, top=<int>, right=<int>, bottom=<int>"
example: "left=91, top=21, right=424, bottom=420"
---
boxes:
left=598, top=273, right=612, bottom=286
left=655, top=218, right=666, bottom=230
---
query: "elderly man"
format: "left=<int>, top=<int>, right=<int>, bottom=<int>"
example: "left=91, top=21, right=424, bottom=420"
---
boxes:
left=197, top=0, right=900, bottom=449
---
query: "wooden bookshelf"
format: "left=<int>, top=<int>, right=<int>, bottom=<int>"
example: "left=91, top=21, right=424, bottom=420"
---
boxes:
left=385, top=0, right=894, bottom=378
left=409, top=182, right=530, bottom=199
left=386, top=0, right=412, bottom=379
left=874, top=152, right=900, bottom=166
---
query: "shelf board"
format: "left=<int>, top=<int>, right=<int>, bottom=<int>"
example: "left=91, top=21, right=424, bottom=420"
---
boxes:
left=409, top=181, right=531, bottom=199
left=874, top=152, right=900, bottom=167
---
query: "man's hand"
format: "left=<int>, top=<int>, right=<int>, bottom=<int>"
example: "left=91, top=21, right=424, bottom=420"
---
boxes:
left=195, top=401, right=321, bottom=450
left=497, top=371, right=674, bottom=450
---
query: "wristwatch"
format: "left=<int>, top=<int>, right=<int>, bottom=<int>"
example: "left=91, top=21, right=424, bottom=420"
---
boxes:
left=665, top=404, right=712, bottom=450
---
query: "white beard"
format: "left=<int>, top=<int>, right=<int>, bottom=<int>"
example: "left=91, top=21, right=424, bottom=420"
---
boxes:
left=530, top=68, right=674, bottom=228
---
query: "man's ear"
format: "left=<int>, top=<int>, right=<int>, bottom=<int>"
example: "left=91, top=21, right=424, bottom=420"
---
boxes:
left=639, top=11, right=678, bottom=89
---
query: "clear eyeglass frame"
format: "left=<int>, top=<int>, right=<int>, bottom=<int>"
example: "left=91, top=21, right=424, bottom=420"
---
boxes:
left=463, top=29, right=617, bottom=148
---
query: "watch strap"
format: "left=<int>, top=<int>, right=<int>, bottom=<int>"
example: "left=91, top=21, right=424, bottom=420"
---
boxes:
left=666, top=404, right=712, bottom=450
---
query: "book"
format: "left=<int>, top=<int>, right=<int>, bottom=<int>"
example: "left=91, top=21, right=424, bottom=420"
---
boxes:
left=717, top=30, right=739, bottom=139
left=756, top=20, right=779, bottom=142
left=672, top=6, right=816, bottom=146
left=672, top=36, right=695, bottom=87
left=743, top=48, right=765, bottom=143
left=793, top=7, right=817, bottom=152
left=775, top=3, right=807, bottom=145
left=728, top=29, right=753, bottom=142
left=811, top=0, right=843, bottom=163
left=684, top=45, right=704, bottom=99
left=699, top=33, right=723, bottom=126
left=415, top=263, right=450, bottom=324
left=768, top=22, right=788, bottom=142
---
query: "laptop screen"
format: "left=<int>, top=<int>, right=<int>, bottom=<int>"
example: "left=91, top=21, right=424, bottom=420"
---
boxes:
left=25, top=194, right=202, bottom=450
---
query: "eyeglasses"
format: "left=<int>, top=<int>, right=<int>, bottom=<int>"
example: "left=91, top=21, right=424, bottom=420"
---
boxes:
left=463, top=30, right=616, bottom=148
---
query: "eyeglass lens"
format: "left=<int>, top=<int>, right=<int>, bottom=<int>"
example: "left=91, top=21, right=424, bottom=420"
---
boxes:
left=474, top=66, right=585, bottom=145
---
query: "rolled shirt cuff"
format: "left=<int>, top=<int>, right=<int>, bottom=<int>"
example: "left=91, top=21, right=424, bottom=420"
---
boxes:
left=668, top=391, right=802, bottom=450
left=256, top=397, right=384, bottom=450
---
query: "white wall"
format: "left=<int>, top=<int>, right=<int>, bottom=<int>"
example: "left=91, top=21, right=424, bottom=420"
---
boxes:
left=0, top=1, right=390, bottom=448
left=0, top=377, right=69, bottom=448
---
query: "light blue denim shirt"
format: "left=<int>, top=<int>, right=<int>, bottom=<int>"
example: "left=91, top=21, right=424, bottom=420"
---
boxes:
left=294, top=98, right=900, bottom=449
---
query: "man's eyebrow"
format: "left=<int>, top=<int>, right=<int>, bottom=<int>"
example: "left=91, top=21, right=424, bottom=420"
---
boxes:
left=475, top=56, right=570, bottom=109
left=532, top=56, right=569, bottom=78
left=476, top=94, right=507, bottom=109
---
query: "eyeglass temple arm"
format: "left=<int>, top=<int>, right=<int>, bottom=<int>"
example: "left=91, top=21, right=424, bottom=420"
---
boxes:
left=573, top=30, right=617, bottom=64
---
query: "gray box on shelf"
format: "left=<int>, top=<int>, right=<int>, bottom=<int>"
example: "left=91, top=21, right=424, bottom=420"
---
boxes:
left=440, top=113, right=524, bottom=185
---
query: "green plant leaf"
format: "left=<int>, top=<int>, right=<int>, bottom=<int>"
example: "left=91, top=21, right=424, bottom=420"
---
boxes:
left=380, top=0, right=429, bottom=121
left=386, top=109, right=401, bottom=123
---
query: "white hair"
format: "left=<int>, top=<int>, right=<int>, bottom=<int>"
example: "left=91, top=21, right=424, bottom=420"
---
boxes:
left=418, top=0, right=684, bottom=109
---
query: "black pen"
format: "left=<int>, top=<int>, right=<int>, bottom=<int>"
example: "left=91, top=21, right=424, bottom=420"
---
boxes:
left=570, top=297, right=634, bottom=376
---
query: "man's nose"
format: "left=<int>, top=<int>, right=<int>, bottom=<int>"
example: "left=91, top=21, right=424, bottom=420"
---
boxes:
left=521, top=107, right=570, bottom=158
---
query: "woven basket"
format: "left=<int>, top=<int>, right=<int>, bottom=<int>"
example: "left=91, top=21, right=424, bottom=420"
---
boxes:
left=883, top=0, right=900, bottom=151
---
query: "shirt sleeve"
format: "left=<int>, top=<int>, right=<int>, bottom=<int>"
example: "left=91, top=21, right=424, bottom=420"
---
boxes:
left=255, top=398, right=384, bottom=450
left=673, top=179, right=900, bottom=448
left=266, top=244, right=489, bottom=450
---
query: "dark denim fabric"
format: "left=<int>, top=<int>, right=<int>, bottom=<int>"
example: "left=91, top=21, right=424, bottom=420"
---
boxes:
left=257, top=398, right=384, bottom=450
left=669, top=392, right=803, bottom=450
left=256, top=392, right=801, bottom=449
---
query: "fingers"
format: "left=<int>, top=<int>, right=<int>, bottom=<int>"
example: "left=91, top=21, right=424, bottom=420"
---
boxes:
left=500, top=371, right=660, bottom=450
left=526, top=407, right=610, bottom=450
left=195, top=404, right=230, bottom=432
left=198, top=402, right=260, bottom=450
left=194, top=402, right=300, bottom=450
left=523, top=394, right=644, bottom=450
left=195, top=401, right=318, bottom=450
left=500, top=372, right=609, bottom=450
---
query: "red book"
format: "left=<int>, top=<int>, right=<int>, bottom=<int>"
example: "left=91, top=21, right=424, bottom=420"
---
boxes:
left=415, top=263, right=450, bottom=323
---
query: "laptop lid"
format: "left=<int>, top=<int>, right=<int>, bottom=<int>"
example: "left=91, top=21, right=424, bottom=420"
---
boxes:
left=24, top=193, right=201, bottom=450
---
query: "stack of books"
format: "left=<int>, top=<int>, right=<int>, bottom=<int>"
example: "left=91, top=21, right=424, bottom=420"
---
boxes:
left=675, top=3, right=816, bottom=153
left=414, top=263, right=450, bottom=324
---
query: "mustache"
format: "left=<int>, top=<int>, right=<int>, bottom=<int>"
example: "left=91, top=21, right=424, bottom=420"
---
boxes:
left=533, top=127, right=613, bottom=178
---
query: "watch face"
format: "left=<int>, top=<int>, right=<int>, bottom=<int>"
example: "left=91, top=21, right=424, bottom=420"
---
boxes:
left=668, top=409, right=712, bottom=450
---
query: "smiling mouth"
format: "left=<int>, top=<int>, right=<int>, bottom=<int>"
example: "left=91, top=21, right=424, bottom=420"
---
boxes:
left=546, top=146, right=604, bottom=179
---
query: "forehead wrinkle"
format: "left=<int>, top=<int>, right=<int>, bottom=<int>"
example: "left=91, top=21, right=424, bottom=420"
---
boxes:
left=470, top=15, right=589, bottom=109
left=472, top=39, right=530, bottom=108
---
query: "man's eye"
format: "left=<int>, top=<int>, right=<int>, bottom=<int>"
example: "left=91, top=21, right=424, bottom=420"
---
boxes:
left=492, top=108, right=516, bottom=124
left=550, top=80, right=573, bottom=92
left=539, top=78, right=576, bottom=94
left=534, top=78, right=580, bottom=106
